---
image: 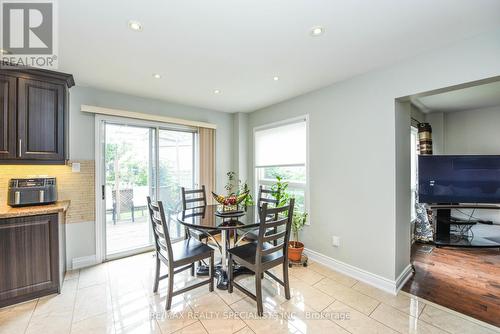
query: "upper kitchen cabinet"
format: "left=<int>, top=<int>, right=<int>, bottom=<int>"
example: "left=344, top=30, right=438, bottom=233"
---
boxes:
left=0, top=66, right=74, bottom=164
left=0, top=74, right=17, bottom=160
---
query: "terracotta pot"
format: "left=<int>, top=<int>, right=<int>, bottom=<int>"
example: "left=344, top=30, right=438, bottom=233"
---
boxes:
left=288, top=241, right=304, bottom=262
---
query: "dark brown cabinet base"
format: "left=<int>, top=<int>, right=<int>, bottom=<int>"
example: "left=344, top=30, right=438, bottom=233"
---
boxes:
left=0, top=214, right=62, bottom=308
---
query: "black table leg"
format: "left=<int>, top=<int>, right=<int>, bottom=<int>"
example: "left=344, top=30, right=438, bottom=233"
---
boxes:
left=196, top=263, right=254, bottom=290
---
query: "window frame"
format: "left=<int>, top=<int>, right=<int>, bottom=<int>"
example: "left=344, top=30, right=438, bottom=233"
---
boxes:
left=253, top=115, right=310, bottom=223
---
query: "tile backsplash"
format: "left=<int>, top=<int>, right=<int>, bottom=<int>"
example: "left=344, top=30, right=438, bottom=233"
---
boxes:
left=0, top=160, right=95, bottom=224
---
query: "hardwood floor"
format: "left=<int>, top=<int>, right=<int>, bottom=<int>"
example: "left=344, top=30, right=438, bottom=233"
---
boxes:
left=403, top=243, right=500, bottom=327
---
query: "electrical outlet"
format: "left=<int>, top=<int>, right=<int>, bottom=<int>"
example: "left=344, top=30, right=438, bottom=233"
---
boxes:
left=72, top=162, right=81, bottom=173
left=332, top=236, right=340, bottom=247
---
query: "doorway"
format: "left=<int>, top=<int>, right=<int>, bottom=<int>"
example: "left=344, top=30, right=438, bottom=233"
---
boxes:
left=96, top=116, right=197, bottom=260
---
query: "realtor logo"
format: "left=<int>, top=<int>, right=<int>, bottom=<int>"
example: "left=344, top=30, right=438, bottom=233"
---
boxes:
left=1, top=0, right=58, bottom=69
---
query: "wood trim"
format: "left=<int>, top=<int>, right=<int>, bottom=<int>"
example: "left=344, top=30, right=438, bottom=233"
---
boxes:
left=0, top=61, right=75, bottom=87
left=81, top=105, right=217, bottom=129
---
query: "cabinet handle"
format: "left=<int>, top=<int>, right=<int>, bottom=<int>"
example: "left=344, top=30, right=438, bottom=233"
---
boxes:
left=18, top=139, right=22, bottom=157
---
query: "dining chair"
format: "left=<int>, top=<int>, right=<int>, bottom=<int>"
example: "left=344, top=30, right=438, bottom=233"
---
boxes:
left=181, top=186, right=223, bottom=242
left=228, top=199, right=295, bottom=316
left=147, top=197, right=214, bottom=310
left=243, top=185, right=281, bottom=245
left=257, top=185, right=279, bottom=208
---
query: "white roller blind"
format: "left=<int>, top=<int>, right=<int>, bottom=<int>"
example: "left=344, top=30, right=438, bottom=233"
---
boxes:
left=255, top=121, right=306, bottom=167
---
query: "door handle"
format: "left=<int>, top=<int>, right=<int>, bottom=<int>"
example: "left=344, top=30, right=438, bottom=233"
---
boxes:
left=102, top=185, right=105, bottom=200
left=18, top=139, right=22, bottom=157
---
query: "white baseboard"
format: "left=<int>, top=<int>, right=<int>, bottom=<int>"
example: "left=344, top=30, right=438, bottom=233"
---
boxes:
left=395, top=264, right=413, bottom=291
left=304, top=248, right=411, bottom=295
left=72, top=255, right=97, bottom=269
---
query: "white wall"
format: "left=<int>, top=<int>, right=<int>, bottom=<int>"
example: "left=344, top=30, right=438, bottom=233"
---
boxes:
left=66, top=86, right=235, bottom=268
left=444, top=106, right=500, bottom=155
left=247, top=28, right=500, bottom=282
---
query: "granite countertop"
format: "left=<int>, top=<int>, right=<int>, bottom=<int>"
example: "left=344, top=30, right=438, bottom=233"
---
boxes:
left=0, top=200, right=70, bottom=219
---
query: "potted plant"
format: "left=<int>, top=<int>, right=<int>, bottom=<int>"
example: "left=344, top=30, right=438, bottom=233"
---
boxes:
left=270, top=174, right=308, bottom=262
left=289, top=212, right=307, bottom=261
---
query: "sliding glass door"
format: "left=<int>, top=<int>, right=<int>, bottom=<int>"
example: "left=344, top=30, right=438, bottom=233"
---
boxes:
left=101, top=119, right=197, bottom=259
left=157, top=129, right=195, bottom=240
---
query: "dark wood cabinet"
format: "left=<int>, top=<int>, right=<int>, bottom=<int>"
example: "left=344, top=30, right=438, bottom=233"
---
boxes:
left=0, top=74, right=17, bottom=160
left=0, top=214, right=60, bottom=307
left=18, top=78, right=65, bottom=161
left=0, top=66, right=74, bottom=164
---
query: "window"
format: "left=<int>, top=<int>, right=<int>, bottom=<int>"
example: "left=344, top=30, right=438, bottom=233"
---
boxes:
left=254, top=117, right=308, bottom=213
left=410, top=126, right=420, bottom=220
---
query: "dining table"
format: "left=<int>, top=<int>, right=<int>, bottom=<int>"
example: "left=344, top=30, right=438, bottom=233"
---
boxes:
left=176, top=204, right=260, bottom=290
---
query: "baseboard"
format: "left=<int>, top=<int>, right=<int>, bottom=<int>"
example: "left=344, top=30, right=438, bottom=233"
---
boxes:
left=304, top=248, right=410, bottom=295
left=395, top=264, right=413, bottom=291
left=71, top=255, right=97, bottom=269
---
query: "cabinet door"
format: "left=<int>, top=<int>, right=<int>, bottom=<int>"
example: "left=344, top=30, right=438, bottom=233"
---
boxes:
left=0, top=74, right=17, bottom=159
left=0, top=214, right=59, bottom=306
left=17, top=78, right=65, bottom=161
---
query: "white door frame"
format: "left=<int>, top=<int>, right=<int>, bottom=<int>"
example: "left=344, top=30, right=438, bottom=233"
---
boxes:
left=94, top=114, right=198, bottom=263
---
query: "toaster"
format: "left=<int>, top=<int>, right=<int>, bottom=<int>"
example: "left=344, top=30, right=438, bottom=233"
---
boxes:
left=7, top=177, right=58, bottom=207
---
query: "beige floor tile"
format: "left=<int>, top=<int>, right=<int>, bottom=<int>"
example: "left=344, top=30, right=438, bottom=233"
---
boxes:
left=32, top=288, right=76, bottom=318
left=353, top=281, right=425, bottom=316
left=325, top=300, right=398, bottom=334
left=65, top=269, right=80, bottom=281
left=73, top=283, right=114, bottom=323
left=154, top=302, right=198, bottom=334
left=6, top=252, right=495, bottom=334
left=419, top=304, right=499, bottom=334
left=287, top=276, right=335, bottom=312
left=172, top=321, right=209, bottom=333
left=216, top=287, right=246, bottom=305
left=0, top=300, right=37, bottom=334
left=307, top=262, right=358, bottom=287
left=289, top=265, right=325, bottom=285
left=25, top=309, right=73, bottom=334
left=187, top=293, right=246, bottom=334
left=70, top=313, right=115, bottom=334
left=280, top=300, right=350, bottom=334
left=314, top=278, right=380, bottom=315
left=114, top=319, right=161, bottom=334
left=79, top=264, right=109, bottom=289
left=371, top=303, right=448, bottom=334
left=233, top=326, right=255, bottom=334
left=230, top=297, right=301, bottom=334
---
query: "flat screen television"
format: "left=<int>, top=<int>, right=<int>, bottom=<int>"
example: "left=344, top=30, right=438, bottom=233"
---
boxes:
left=418, top=155, right=500, bottom=204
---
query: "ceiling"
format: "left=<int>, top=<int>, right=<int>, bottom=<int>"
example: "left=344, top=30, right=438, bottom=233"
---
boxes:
left=58, top=0, right=500, bottom=113
left=413, top=80, right=500, bottom=113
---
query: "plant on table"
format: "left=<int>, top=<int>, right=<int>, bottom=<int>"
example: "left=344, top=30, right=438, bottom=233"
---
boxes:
left=212, top=171, right=254, bottom=210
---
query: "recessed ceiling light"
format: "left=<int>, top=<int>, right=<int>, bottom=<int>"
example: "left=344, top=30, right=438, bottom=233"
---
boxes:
left=152, top=73, right=161, bottom=79
left=128, top=20, right=143, bottom=31
left=214, top=89, right=221, bottom=94
left=310, top=26, right=324, bottom=36
left=273, top=76, right=279, bottom=81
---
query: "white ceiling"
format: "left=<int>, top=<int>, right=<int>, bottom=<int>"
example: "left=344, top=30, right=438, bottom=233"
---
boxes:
left=413, top=80, right=500, bottom=113
left=58, top=0, right=500, bottom=113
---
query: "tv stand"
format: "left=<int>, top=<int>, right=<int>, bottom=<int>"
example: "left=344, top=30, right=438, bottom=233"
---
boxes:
left=430, top=205, right=500, bottom=248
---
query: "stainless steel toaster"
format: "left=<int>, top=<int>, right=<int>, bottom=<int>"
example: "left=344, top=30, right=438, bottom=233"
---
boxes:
left=8, top=177, right=57, bottom=207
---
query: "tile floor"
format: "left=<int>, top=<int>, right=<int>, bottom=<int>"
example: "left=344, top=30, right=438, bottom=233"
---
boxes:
left=0, top=252, right=498, bottom=334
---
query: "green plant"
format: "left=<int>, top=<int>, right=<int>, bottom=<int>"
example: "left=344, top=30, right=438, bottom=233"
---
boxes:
left=270, top=173, right=308, bottom=245
left=270, top=174, right=290, bottom=207
left=291, top=212, right=308, bottom=242
left=224, top=171, right=254, bottom=207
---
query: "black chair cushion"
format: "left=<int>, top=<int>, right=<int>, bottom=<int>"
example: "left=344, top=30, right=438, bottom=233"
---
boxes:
left=160, top=238, right=213, bottom=266
left=228, top=242, right=283, bottom=265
